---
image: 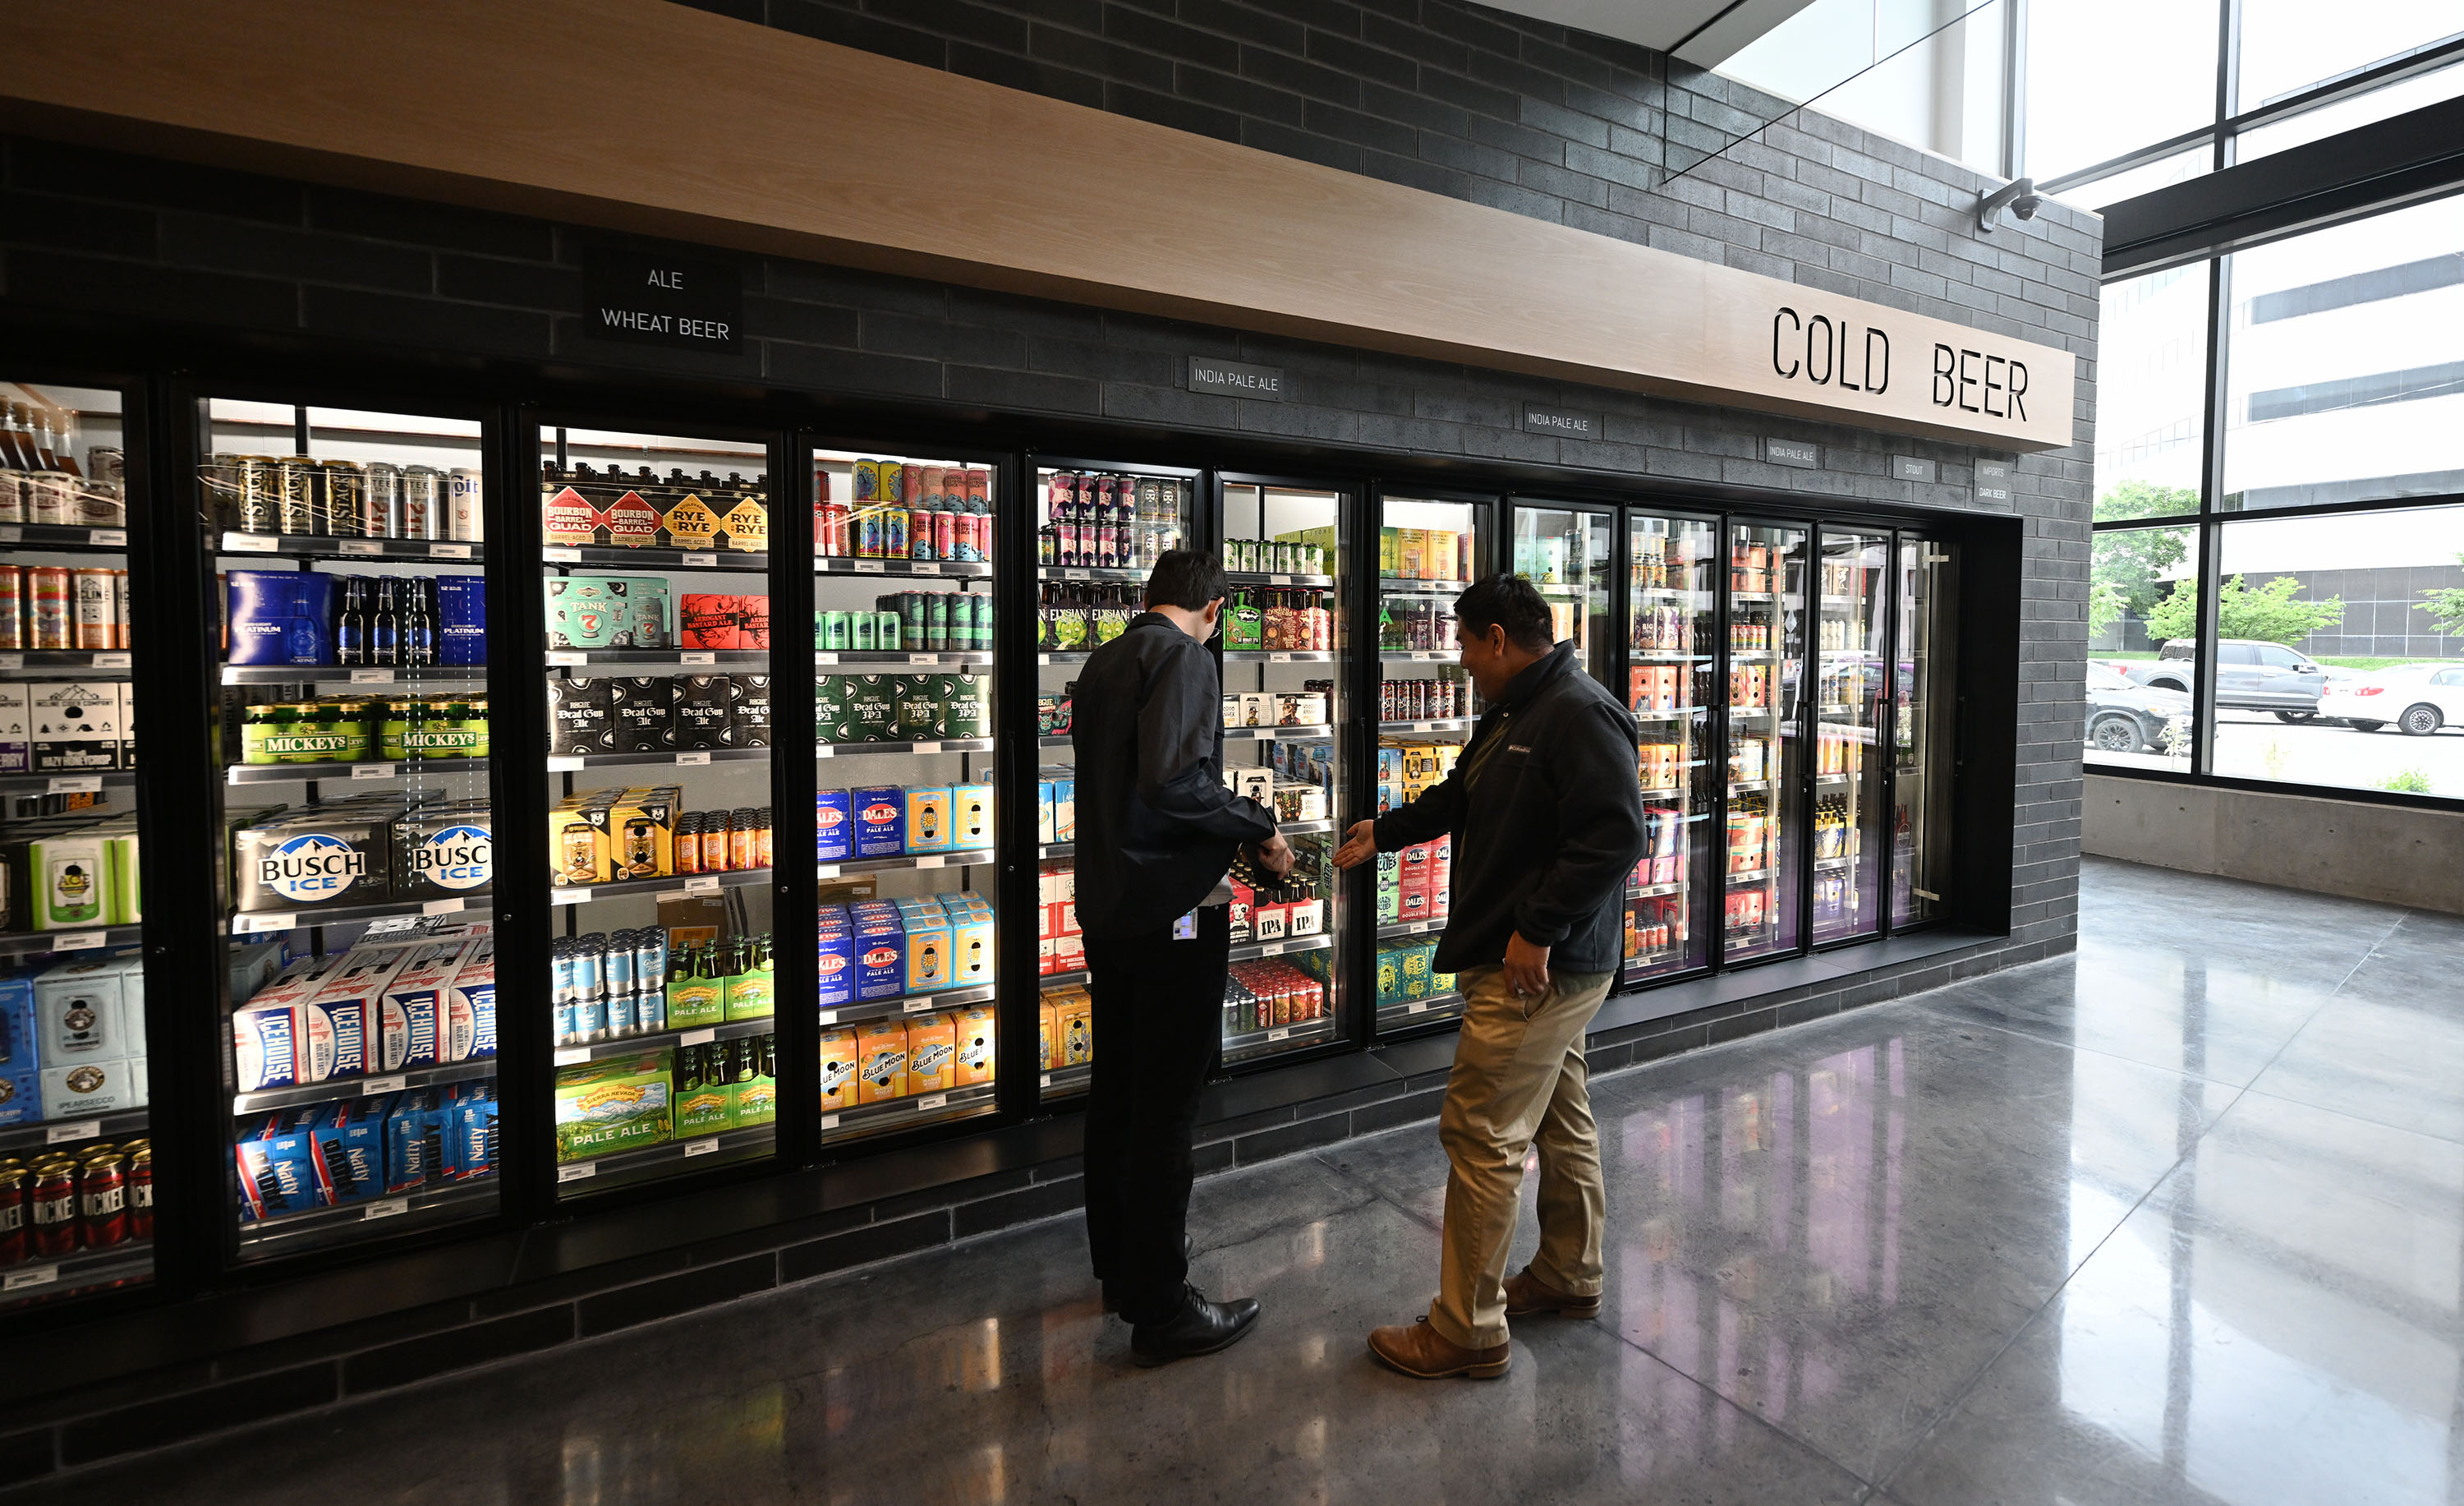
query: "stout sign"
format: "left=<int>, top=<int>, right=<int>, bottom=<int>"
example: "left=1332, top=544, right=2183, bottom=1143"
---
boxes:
left=582, top=247, right=742, bottom=351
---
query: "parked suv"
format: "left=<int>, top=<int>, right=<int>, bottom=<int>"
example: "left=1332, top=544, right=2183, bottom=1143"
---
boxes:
left=2127, top=639, right=2333, bottom=721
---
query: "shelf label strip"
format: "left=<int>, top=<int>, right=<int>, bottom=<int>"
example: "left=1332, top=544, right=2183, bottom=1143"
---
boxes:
left=683, top=1138, right=718, bottom=1158
left=362, top=1197, right=408, bottom=1221
left=46, top=1120, right=99, bottom=1145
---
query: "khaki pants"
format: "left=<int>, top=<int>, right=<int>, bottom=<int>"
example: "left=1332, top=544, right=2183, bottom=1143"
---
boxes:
left=1427, top=962, right=1616, bottom=1351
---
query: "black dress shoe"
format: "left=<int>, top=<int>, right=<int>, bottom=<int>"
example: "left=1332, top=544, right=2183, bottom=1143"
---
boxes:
left=1102, top=1236, right=1196, bottom=1314
left=1130, top=1285, right=1261, bottom=1367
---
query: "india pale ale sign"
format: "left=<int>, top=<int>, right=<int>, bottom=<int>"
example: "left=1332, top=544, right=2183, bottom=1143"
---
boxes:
left=582, top=247, right=742, bottom=351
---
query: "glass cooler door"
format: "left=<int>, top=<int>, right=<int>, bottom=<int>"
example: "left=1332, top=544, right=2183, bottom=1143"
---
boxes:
left=1893, top=537, right=1957, bottom=928
left=1215, top=476, right=1347, bottom=1066
left=540, top=426, right=776, bottom=1197
left=1812, top=528, right=1889, bottom=943
left=0, top=381, right=157, bottom=1301
left=1722, top=522, right=1804, bottom=962
left=1030, top=460, right=1195, bottom=1103
left=1509, top=504, right=1614, bottom=688
left=1621, top=510, right=1717, bottom=983
left=205, top=399, right=499, bottom=1256
left=1370, top=492, right=1482, bottom=1034
left=810, top=444, right=1001, bottom=1142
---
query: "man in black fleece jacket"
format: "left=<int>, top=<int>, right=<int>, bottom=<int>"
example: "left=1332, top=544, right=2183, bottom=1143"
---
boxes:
left=1335, top=573, right=1644, bottom=1380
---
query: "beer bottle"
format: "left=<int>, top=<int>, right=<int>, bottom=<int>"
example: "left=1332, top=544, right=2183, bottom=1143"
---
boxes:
left=403, top=576, right=436, bottom=667
left=336, top=578, right=367, bottom=665
left=677, top=1043, right=704, bottom=1093
left=371, top=578, right=400, bottom=667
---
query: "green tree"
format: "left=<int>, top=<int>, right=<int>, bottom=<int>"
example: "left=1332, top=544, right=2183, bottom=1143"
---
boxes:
left=2088, top=578, right=2126, bottom=639
left=2143, top=573, right=2345, bottom=646
left=2091, top=482, right=2196, bottom=638
left=2420, top=553, right=2464, bottom=642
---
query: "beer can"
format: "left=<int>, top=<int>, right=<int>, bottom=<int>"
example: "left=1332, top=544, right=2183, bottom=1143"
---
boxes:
left=87, top=446, right=126, bottom=489
left=71, top=568, right=114, bottom=650
left=698, top=816, right=729, bottom=873
left=818, top=610, right=848, bottom=652
left=673, top=813, right=702, bottom=875
left=27, top=472, right=72, bottom=527
left=29, top=1160, right=76, bottom=1258
left=875, top=610, right=900, bottom=650
left=907, top=503, right=936, bottom=564
left=851, top=610, right=875, bottom=652
left=77, top=1154, right=126, bottom=1248
left=127, top=1147, right=152, bottom=1241
left=277, top=456, right=324, bottom=535
left=926, top=592, right=949, bottom=652
left=111, top=569, right=131, bottom=649
left=819, top=500, right=849, bottom=558
left=362, top=461, right=405, bottom=538
left=932, top=508, right=957, bottom=564
left=401, top=464, right=444, bottom=539
left=877, top=461, right=903, bottom=521
left=900, top=463, right=926, bottom=514
left=0, top=472, right=22, bottom=526
left=728, top=808, right=758, bottom=872
left=0, top=1165, right=23, bottom=1266
left=882, top=502, right=908, bottom=560
left=899, top=592, right=926, bottom=650
left=853, top=459, right=881, bottom=511
left=755, top=808, right=774, bottom=869
left=322, top=459, right=366, bottom=538
left=447, top=467, right=484, bottom=541
left=0, top=566, right=21, bottom=652
left=232, top=456, right=279, bottom=533
left=29, top=566, right=71, bottom=650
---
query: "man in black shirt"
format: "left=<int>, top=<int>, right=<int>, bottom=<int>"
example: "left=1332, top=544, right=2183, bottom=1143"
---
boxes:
left=1074, top=548, right=1292, bottom=1366
left=1335, top=573, right=1644, bottom=1380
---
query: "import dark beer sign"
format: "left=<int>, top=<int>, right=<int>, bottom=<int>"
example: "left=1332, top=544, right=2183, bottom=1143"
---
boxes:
left=582, top=247, right=742, bottom=351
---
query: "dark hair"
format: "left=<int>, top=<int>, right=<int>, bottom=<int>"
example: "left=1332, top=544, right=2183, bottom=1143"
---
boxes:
left=1455, top=573, right=1556, bottom=652
left=1145, top=549, right=1227, bottom=610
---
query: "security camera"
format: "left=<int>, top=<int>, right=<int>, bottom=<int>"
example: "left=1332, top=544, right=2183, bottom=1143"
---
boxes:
left=1979, top=177, right=2040, bottom=233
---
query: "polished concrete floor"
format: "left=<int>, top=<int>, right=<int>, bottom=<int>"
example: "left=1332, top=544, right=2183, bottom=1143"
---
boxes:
left=35, top=857, right=2464, bottom=1504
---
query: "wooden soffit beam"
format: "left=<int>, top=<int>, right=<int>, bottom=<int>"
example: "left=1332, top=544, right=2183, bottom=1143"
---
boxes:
left=1, top=0, right=2074, bottom=451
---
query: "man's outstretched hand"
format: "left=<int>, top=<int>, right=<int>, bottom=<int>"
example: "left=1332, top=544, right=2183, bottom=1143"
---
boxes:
left=1331, top=819, right=1378, bottom=870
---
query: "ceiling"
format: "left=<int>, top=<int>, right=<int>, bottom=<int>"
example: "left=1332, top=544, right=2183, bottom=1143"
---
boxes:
left=1476, top=0, right=1820, bottom=67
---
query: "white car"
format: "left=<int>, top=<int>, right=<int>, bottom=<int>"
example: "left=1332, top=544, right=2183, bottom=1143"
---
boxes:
left=2319, top=663, right=2464, bottom=736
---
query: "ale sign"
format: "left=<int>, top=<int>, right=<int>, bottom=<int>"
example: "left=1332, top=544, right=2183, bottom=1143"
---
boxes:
left=582, top=246, right=743, bottom=352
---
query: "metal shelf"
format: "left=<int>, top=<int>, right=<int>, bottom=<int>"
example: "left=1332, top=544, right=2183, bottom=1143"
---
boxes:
left=1631, top=652, right=1711, bottom=662
left=1223, top=1015, right=1337, bottom=1053
left=1728, top=779, right=1774, bottom=793
left=1039, top=967, right=1090, bottom=988
left=557, top=1125, right=775, bottom=1188
left=1634, top=708, right=1699, bottom=721
left=549, top=869, right=765, bottom=908
left=1226, top=569, right=1335, bottom=587
left=544, top=543, right=765, bottom=572
left=546, top=649, right=767, bottom=667
left=817, top=557, right=992, bottom=579
left=237, top=1177, right=496, bottom=1251
left=0, top=925, right=143, bottom=958
left=813, top=851, right=994, bottom=879
left=0, top=771, right=136, bottom=796
left=0, top=1241, right=154, bottom=1301
left=232, top=895, right=484, bottom=935
left=220, top=531, right=480, bottom=563
left=550, top=1015, right=773, bottom=1068
left=229, top=757, right=485, bottom=785
left=1726, top=868, right=1774, bottom=884
left=1378, top=718, right=1470, bottom=734
left=813, top=651, right=993, bottom=668
left=1037, top=651, right=1091, bottom=665
left=1377, top=991, right=1463, bottom=1025
left=1038, top=565, right=1148, bottom=582
left=1225, top=650, right=1336, bottom=662
left=233, top=1059, right=496, bottom=1116
left=0, top=523, right=131, bottom=554
left=1230, top=933, right=1334, bottom=963
left=545, top=748, right=768, bottom=772
left=1224, top=723, right=1335, bottom=742
left=821, top=1080, right=999, bottom=1142
left=1377, top=650, right=1458, bottom=663
left=0, top=651, right=131, bottom=675
left=1812, top=856, right=1854, bottom=871
left=1039, top=1062, right=1092, bottom=1098
left=1377, top=578, right=1469, bottom=595
left=0, top=1108, right=149, bottom=1156
left=816, top=738, right=995, bottom=758
left=220, top=665, right=483, bottom=689
left=1279, top=818, right=1337, bottom=836
left=1626, top=881, right=1688, bottom=900
left=1376, top=918, right=1445, bottom=941
left=816, top=983, right=998, bottom=1030
left=1037, top=842, right=1075, bottom=859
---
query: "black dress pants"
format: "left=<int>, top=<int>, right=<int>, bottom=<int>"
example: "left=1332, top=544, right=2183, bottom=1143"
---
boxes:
left=1081, top=904, right=1229, bottom=1326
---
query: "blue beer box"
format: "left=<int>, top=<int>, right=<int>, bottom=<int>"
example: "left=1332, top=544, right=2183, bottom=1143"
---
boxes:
left=443, top=1085, right=497, bottom=1181
left=306, top=1095, right=391, bottom=1206
left=385, top=1089, right=439, bottom=1194
left=848, top=904, right=907, bottom=1001
left=235, top=1109, right=319, bottom=1220
left=816, top=789, right=853, bottom=863
left=850, top=785, right=905, bottom=859
left=816, top=905, right=857, bottom=1008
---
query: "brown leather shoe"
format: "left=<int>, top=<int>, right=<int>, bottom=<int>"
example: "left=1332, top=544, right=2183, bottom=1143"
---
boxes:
left=1504, top=1267, right=1602, bottom=1319
left=1368, top=1317, right=1510, bottom=1379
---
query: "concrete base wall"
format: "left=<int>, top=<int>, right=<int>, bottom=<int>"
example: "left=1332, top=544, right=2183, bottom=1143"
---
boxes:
left=2085, top=774, right=2464, bottom=914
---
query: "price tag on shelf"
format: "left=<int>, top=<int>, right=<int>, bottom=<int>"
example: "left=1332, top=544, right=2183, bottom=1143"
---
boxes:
left=674, top=751, right=711, bottom=767
left=910, top=741, right=940, bottom=755
left=680, top=652, right=715, bottom=665
left=347, top=670, right=392, bottom=685
left=1259, top=940, right=1285, bottom=956
left=233, top=913, right=291, bottom=934
left=1063, top=569, right=1087, bottom=580
left=1267, top=1027, right=1290, bottom=1042
left=813, top=745, right=834, bottom=758
left=431, top=543, right=473, bottom=560
left=556, top=888, right=592, bottom=907
left=1040, top=1073, right=1052, bottom=1089
left=683, top=553, right=716, bottom=568
left=1407, top=1002, right=1429, bottom=1015
left=817, top=1011, right=838, bottom=1026
left=1037, top=655, right=1051, bottom=665
left=542, top=546, right=582, bottom=562
left=903, top=997, right=935, bottom=1014
left=90, top=530, right=126, bottom=549
left=915, top=562, right=941, bottom=574
left=812, top=652, right=838, bottom=665
left=3, top=1266, right=58, bottom=1292
left=908, top=653, right=937, bottom=665
left=353, top=762, right=397, bottom=781
left=680, top=1028, right=715, bottom=1047
left=917, top=1094, right=948, bottom=1112
left=684, top=876, right=719, bottom=895
left=814, top=865, right=839, bottom=879
left=0, top=527, right=18, bottom=543
left=547, top=651, right=586, bottom=666
left=46, top=1121, right=99, bottom=1145
left=1270, top=574, right=1291, bottom=586
left=0, top=655, right=22, bottom=670
left=558, top=1162, right=596, bottom=1182
left=1407, top=921, right=1429, bottom=933
left=820, top=1113, right=840, bottom=1131
left=420, top=897, right=464, bottom=916
left=554, top=1048, right=589, bottom=1066
left=365, top=1075, right=407, bottom=1096
left=223, top=532, right=278, bottom=553
left=854, top=560, right=885, bottom=573
left=1413, top=652, right=1433, bottom=661
left=913, top=855, right=945, bottom=869
left=683, top=1138, right=718, bottom=1158
left=340, top=540, right=384, bottom=557
left=45, top=776, right=100, bottom=794
left=362, top=1198, right=409, bottom=1221
left=546, top=755, right=584, bottom=772
left=92, top=652, right=130, bottom=670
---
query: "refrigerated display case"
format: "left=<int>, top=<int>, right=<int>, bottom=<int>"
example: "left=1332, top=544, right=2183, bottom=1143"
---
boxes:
left=1510, top=505, right=1615, bottom=687
left=540, top=425, right=777, bottom=1195
left=1621, top=511, right=1717, bottom=983
left=1814, top=529, right=1888, bottom=943
left=1895, top=538, right=1957, bottom=927
left=203, top=398, right=499, bottom=1257
left=809, top=444, right=1000, bottom=1142
left=1370, top=491, right=1481, bottom=1033
left=1723, top=523, right=1804, bottom=961
left=1214, top=475, right=1348, bottom=1066
left=1032, top=459, right=1195, bottom=1102
left=0, top=380, right=156, bottom=1303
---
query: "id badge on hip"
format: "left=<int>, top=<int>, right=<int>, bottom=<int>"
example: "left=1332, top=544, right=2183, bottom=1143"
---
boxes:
left=1170, top=910, right=1198, bottom=941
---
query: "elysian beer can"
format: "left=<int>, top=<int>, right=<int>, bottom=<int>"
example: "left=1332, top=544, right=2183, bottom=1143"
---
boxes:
left=71, top=569, right=114, bottom=650
left=28, top=567, right=71, bottom=650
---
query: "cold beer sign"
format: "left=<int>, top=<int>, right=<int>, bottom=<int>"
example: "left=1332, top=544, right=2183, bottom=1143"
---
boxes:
left=1771, top=306, right=2032, bottom=424
left=582, top=247, right=743, bottom=352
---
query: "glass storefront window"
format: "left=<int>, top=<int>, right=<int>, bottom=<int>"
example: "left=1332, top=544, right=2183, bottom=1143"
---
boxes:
left=2025, top=0, right=2219, bottom=182
left=2221, top=193, right=2464, bottom=514
left=2206, top=506, right=2464, bottom=795
left=2237, top=59, right=2464, bottom=160
left=2095, top=265, right=2209, bottom=522
left=2054, top=147, right=2211, bottom=212
left=2088, top=524, right=2199, bottom=769
left=2236, top=1, right=2462, bottom=108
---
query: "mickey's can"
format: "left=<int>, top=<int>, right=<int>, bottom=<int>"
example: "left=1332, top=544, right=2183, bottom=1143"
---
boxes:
left=76, top=1153, right=126, bottom=1248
